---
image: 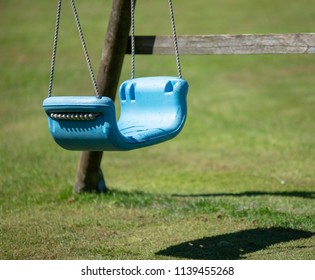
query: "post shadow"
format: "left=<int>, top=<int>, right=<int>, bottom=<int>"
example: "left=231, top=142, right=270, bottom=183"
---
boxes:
left=156, top=227, right=314, bottom=259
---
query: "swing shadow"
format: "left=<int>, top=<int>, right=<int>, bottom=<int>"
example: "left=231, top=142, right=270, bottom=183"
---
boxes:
left=172, top=191, right=315, bottom=199
left=156, top=227, right=314, bottom=260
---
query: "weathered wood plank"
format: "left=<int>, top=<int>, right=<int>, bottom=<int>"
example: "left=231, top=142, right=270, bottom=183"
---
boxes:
left=126, top=33, right=315, bottom=55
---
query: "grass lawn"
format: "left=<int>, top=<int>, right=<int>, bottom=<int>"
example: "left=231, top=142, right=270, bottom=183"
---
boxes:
left=0, top=0, right=314, bottom=259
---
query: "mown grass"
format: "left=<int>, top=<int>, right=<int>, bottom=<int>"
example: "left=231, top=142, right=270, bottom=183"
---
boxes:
left=1, top=189, right=314, bottom=259
left=0, top=0, right=314, bottom=259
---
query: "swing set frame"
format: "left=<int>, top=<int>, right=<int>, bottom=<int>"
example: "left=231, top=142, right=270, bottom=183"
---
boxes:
left=74, top=0, right=315, bottom=193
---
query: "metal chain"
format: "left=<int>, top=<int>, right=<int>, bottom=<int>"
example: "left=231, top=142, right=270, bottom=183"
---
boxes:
left=70, top=0, right=100, bottom=97
left=48, top=0, right=100, bottom=98
left=168, top=0, right=182, bottom=79
left=131, top=0, right=135, bottom=79
left=48, top=0, right=62, bottom=97
left=130, top=0, right=183, bottom=79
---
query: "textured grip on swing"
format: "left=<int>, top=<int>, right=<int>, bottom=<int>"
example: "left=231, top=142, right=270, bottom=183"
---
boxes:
left=50, top=112, right=100, bottom=121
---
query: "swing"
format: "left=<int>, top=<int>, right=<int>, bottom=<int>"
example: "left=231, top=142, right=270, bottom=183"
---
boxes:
left=43, top=0, right=188, bottom=151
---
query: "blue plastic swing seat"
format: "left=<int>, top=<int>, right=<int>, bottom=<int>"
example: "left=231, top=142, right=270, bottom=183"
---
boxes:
left=43, top=76, right=188, bottom=151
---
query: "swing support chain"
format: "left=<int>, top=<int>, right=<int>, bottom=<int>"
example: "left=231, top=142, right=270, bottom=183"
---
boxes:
left=48, top=0, right=100, bottom=99
left=130, top=0, right=182, bottom=79
left=167, top=0, right=182, bottom=79
left=48, top=0, right=62, bottom=98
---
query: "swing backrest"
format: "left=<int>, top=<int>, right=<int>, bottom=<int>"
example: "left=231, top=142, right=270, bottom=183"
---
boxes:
left=117, top=76, right=188, bottom=143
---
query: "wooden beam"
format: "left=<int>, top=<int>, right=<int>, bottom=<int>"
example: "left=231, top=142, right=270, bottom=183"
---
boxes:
left=74, top=0, right=133, bottom=193
left=126, top=33, right=315, bottom=55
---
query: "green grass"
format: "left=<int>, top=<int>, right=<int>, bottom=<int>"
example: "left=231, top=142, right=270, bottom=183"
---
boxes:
left=0, top=0, right=314, bottom=260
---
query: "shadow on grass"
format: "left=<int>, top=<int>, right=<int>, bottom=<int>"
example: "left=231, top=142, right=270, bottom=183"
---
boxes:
left=156, top=227, right=314, bottom=260
left=172, top=191, right=315, bottom=199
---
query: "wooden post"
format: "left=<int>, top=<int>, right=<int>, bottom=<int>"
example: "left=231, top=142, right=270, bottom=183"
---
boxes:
left=74, top=0, right=133, bottom=193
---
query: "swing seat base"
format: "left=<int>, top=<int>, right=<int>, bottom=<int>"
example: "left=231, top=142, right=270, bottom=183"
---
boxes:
left=43, top=76, right=188, bottom=151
